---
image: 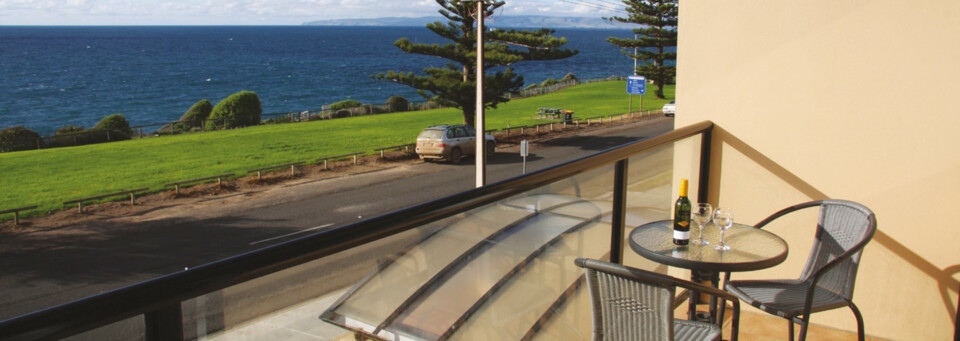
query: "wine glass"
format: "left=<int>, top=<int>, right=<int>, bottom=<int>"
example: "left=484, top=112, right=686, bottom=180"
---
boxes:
left=713, top=207, right=734, bottom=251
left=691, top=203, right=713, bottom=245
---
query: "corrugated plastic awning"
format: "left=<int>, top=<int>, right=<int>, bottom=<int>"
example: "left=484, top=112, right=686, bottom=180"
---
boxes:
left=320, top=193, right=664, bottom=340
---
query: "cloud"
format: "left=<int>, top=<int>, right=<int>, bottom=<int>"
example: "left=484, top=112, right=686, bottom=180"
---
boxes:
left=0, top=0, right=620, bottom=25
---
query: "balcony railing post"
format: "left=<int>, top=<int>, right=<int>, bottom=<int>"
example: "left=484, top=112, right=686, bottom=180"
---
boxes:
left=145, top=304, right=183, bottom=341
left=610, top=159, right=629, bottom=264
left=698, top=126, right=713, bottom=203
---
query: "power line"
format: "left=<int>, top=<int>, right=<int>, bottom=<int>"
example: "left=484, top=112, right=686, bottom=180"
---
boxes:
left=509, top=0, right=628, bottom=15
left=590, top=0, right=627, bottom=8
left=554, top=0, right=627, bottom=14
left=580, top=0, right=627, bottom=11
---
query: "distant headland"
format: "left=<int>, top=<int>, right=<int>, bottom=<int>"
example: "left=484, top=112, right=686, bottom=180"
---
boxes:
left=302, top=15, right=634, bottom=29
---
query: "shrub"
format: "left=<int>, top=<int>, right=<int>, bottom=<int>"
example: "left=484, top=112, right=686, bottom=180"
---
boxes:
left=540, top=78, right=559, bottom=87
left=561, top=73, right=577, bottom=82
left=0, top=126, right=40, bottom=152
left=92, top=114, right=133, bottom=141
left=179, top=99, right=213, bottom=128
left=208, top=91, right=262, bottom=129
left=329, top=99, right=362, bottom=111
left=421, top=100, right=442, bottom=110
left=386, top=96, right=409, bottom=112
left=524, top=84, right=540, bottom=91
left=44, top=125, right=88, bottom=148
left=55, top=125, right=85, bottom=135
left=264, top=115, right=294, bottom=124
left=369, top=105, right=390, bottom=115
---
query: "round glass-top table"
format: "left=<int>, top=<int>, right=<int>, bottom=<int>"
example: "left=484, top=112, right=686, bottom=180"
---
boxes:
left=629, top=220, right=788, bottom=322
left=629, top=220, right=788, bottom=273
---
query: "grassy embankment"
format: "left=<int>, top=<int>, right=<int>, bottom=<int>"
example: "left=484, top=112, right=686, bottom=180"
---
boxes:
left=0, top=80, right=674, bottom=218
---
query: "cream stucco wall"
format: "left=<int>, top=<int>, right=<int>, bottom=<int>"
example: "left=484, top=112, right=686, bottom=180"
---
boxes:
left=675, top=0, right=960, bottom=340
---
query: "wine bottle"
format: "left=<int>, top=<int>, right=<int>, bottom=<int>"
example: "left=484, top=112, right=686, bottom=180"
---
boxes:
left=673, top=179, right=692, bottom=245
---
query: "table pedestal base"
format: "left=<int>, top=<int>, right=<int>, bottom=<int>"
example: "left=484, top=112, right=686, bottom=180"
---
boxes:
left=688, top=270, right=720, bottom=323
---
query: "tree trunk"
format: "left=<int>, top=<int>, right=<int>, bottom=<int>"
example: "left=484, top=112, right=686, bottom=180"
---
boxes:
left=462, top=106, right=475, bottom=127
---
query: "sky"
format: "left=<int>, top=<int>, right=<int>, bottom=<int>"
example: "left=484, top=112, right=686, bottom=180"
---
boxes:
left=0, top=0, right=625, bottom=25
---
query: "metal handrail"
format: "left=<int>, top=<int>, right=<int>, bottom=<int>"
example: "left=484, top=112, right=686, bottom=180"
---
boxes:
left=0, top=121, right=714, bottom=341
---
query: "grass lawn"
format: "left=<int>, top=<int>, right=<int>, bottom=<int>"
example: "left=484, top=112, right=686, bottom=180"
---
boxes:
left=0, top=80, right=674, bottom=217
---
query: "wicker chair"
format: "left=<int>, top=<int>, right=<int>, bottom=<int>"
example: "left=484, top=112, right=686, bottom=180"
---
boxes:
left=575, top=258, right=740, bottom=341
left=724, top=200, right=876, bottom=341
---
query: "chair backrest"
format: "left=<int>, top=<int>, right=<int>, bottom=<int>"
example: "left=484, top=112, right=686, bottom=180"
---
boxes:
left=576, top=258, right=676, bottom=341
left=798, top=200, right=877, bottom=299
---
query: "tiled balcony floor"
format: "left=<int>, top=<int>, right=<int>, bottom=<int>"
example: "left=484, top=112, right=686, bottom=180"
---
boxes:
left=734, top=311, right=889, bottom=341
left=681, top=305, right=891, bottom=341
left=740, top=313, right=886, bottom=341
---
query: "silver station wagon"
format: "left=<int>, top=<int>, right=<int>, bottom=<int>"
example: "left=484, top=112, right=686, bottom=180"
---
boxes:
left=415, top=124, right=496, bottom=163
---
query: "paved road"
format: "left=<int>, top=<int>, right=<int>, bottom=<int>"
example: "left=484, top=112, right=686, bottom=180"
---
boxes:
left=0, top=118, right=673, bottom=322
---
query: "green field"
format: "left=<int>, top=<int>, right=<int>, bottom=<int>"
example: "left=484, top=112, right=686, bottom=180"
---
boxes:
left=0, top=81, right=674, bottom=217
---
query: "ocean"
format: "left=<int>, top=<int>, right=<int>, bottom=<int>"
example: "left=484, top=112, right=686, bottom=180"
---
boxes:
left=0, top=26, right=641, bottom=135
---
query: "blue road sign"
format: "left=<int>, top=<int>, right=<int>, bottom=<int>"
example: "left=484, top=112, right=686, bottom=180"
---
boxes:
left=627, top=76, right=646, bottom=95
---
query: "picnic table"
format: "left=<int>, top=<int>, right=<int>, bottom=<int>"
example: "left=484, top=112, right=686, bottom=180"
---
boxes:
left=537, top=107, right=574, bottom=122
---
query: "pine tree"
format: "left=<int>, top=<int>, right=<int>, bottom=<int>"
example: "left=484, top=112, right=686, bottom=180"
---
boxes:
left=606, top=0, right=678, bottom=99
left=375, top=0, right=577, bottom=126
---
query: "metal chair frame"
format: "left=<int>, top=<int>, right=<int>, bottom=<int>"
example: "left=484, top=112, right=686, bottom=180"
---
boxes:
left=724, top=200, right=876, bottom=341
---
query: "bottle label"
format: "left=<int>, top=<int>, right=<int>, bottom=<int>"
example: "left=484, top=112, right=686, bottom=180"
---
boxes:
left=674, top=230, right=690, bottom=240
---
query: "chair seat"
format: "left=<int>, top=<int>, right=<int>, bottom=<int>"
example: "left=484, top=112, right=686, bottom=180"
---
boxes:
left=725, top=279, right=850, bottom=319
left=674, top=319, right=722, bottom=341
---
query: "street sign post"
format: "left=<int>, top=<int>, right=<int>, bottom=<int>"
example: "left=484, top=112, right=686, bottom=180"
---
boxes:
left=627, top=76, right=647, bottom=115
left=520, top=140, right=529, bottom=174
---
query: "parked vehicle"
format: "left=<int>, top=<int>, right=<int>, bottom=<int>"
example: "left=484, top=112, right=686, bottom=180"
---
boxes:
left=415, top=124, right=496, bottom=163
left=662, top=100, right=676, bottom=117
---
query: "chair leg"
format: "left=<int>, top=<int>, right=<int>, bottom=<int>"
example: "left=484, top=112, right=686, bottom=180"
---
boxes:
left=798, top=319, right=810, bottom=341
left=717, top=272, right=731, bottom=327
left=847, top=300, right=865, bottom=341
left=788, top=320, right=795, bottom=341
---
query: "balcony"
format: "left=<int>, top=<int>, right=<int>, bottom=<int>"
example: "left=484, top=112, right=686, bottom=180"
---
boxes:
left=0, top=121, right=891, bottom=340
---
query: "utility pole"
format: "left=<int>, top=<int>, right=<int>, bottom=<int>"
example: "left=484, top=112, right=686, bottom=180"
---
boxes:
left=634, top=33, right=638, bottom=76
left=474, top=0, right=487, bottom=188
left=629, top=33, right=638, bottom=114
